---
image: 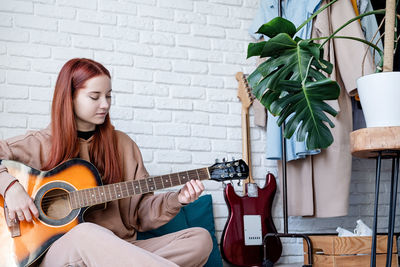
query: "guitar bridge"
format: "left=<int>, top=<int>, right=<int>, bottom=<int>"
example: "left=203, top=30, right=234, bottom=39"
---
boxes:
left=4, top=205, right=21, bottom=238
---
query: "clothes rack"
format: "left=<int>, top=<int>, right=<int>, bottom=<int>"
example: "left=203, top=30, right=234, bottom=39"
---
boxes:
left=262, top=122, right=316, bottom=267
left=262, top=1, right=400, bottom=267
left=261, top=1, right=315, bottom=266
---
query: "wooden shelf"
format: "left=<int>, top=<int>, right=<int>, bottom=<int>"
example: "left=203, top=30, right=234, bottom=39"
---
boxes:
left=350, top=127, right=400, bottom=158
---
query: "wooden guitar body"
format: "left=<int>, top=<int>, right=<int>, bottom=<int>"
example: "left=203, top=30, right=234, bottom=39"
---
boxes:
left=220, top=172, right=282, bottom=266
left=0, top=159, right=102, bottom=267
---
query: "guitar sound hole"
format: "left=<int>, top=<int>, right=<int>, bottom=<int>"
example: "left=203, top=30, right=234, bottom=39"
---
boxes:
left=41, top=188, right=71, bottom=220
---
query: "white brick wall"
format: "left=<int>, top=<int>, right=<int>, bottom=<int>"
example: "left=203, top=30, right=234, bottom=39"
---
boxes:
left=1, top=0, right=398, bottom=265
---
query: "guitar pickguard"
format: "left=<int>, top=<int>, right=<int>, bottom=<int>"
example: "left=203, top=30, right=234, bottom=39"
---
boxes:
left=243, top=215, right=262, bottom=246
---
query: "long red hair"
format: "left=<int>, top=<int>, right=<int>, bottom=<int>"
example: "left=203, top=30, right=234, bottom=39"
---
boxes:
left=43, top=58, right=121, bottom=184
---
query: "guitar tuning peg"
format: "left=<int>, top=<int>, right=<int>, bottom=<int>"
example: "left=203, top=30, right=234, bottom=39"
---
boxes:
left=222, top=158, right=226, bottom=162
left=232, top=157, right=235, bottom=161
left=215, top=158, right=219, bottom=163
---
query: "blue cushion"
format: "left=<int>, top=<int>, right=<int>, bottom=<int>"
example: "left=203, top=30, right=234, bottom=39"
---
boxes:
left=137, top=195, right=223, bottom=267
left=183, top=194, right=223, bottom=267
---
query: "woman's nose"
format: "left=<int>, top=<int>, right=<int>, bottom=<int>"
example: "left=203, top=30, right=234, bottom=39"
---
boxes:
left=100, top=97, right=110, bottom=109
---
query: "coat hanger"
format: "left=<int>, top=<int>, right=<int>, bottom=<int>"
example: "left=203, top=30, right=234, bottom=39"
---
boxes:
left=278, top=0, right=282, bottom=17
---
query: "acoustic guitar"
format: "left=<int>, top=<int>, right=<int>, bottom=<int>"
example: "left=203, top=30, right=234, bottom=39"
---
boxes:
left=0, top=158, right=248, bottom=267
left=220, top=72, right=282, bottom=266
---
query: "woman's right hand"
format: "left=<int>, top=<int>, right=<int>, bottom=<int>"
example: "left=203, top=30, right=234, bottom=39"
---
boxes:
left=4, top=182, right=39, bottom=222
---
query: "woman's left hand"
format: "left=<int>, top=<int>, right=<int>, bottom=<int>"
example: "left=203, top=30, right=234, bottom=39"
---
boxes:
left=178, top=179, right=205, bottom=204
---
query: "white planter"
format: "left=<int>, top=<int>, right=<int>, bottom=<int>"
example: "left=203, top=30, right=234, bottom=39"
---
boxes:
left=357, top=72, right=400, bottom=127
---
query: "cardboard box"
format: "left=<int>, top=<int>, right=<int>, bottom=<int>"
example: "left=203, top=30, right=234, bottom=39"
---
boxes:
left=303, top=235, right=398, bottom=266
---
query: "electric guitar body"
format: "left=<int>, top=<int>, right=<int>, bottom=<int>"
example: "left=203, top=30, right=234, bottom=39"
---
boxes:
left=221, top=173, right=281, bottom=266
left=220, top=72, right=282, bottom=266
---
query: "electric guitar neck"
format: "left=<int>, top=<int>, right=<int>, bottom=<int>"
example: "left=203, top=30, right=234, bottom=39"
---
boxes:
left=236, top=71, right=255, bottom=192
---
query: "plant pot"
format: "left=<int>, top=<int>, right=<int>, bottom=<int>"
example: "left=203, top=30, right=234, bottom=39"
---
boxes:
left=357, top=72, right=400, bottom=128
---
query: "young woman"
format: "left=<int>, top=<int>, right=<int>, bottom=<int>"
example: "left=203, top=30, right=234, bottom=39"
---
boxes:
left=0, top=58, right=213, bottom=267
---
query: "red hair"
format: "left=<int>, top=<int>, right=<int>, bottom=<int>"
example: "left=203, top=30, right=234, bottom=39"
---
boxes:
left=43, top=58, right=121, bottom=184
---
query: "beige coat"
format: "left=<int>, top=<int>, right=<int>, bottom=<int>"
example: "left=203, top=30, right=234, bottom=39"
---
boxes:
left=282, top=0, right=375, bottom=217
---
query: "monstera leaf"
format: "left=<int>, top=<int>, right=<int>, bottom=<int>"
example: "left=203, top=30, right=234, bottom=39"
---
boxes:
left=247, top=17, right=340, bottom=150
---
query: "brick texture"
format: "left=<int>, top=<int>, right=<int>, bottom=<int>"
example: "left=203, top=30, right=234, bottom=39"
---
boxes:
left=0, top=0, right=397, bottom=265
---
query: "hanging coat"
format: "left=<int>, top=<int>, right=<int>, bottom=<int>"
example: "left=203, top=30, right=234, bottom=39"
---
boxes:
left=282, top=0, right=376, bottom=217
left=249, top=0, right=323, bottom=160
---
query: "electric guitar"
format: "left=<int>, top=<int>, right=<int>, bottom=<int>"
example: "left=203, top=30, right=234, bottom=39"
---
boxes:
left=0, top=158, right=248, bottom=267
left=220, top=72, right=282, bottom=266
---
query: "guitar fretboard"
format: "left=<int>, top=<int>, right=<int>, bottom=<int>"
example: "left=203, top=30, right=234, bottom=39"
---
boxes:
left=69, top=168, right=209, bottom=210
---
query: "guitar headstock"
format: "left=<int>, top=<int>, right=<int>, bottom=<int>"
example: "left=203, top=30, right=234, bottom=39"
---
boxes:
left=236, top=72, right=254, bottom=109
left=208, top=159, right=249, bottom=182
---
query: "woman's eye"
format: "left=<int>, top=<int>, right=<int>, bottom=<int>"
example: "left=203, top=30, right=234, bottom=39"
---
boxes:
left=90, top=97, right=99, bottom=100
left=106, top=95, right=112, bottom=99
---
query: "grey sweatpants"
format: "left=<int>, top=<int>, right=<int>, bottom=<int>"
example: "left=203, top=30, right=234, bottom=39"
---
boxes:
left=39, top=222, right=213, bottom=267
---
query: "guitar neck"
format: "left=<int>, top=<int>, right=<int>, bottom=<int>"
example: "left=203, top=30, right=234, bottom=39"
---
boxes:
left=241, top=106, right=254, bottom=187
left=235, top=72, right=254, bottom=191
left=69, top=168, right=210, bottom=209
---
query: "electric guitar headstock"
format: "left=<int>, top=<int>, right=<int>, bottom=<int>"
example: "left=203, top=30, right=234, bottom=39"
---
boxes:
left=236, top=72, right=254, bottom=110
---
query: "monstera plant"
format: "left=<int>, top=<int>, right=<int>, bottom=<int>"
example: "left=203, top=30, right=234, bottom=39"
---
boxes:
left=246, top=0, right=384, bottom=150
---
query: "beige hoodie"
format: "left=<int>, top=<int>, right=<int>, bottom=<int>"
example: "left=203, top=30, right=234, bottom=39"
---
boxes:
left=0, top=127, right=182, bottom=242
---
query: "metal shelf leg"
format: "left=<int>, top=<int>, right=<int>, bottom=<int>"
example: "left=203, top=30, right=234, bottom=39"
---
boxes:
left=385, top=154, right=399, bottom=267
left=371, top=152, right=382, bottom=267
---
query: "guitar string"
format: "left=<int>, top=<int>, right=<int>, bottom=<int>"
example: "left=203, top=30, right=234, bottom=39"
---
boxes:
left=38, top=177, right=183, bottom=202
left=38, top=171, right=206, bottom=204
left=39, top=186, right=157, bottom=210
left=39, top=179, right=192, bottom=208
left=16, top=168, right=218, bottom=217
left=19, top=168, right=217, bottom=209
left=38, top=182, right=166, bottom=204
left=38, top=170, right=208, bottom=208
left=38, top=180, right=175, bottom=204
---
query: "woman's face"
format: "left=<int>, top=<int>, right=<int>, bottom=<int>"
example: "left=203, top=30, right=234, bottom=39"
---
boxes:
left=73, top=75, right=112, bottom=131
